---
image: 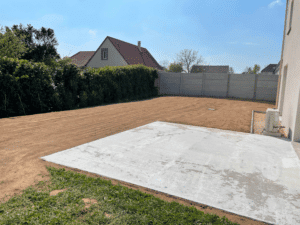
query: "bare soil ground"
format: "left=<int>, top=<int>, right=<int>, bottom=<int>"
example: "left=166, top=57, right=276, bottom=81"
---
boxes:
left=0, top=96, right=280, bottom=225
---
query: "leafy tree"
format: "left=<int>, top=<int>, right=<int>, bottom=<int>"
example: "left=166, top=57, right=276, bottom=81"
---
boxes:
left=252, top=64, right=261, bottom=74
left=45, top=56, right=76, bottom=90
left=10, top=23, right=61, bottom=64
left=229, top=67, right=234, bottom=74
left=57, top=56, right=73, bottom=67
left=0, top=26, right=29, bottom=59
left=243, top=64, right=261, bottom=74
left=175, top=49, right=204, bottom=73
left=166, top=62, right=183, bottom=73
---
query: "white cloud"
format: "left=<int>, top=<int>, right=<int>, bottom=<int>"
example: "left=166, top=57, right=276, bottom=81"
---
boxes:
left=268, top=0, right=283, bottom=8
left=88, top=29, right=97, bottom=39
left=243, top=42, right=259, bottom=46
left=227, top=42, right=259, bottom=46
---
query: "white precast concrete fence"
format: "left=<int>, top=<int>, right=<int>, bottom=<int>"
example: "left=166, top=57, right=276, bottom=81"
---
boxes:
left=154, top=71, right=279, bottom=102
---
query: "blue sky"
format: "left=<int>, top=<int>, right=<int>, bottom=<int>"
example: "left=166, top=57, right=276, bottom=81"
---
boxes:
left=0, top=0, right=286, bottom=73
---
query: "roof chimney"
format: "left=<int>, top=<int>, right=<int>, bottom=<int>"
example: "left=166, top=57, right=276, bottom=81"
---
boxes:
left=138, top=41, right=141, bottom=51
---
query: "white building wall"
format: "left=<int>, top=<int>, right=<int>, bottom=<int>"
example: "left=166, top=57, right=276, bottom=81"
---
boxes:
left=278, top=0, right=300, bottom=142
left=86, top=38, right=128, bottom=68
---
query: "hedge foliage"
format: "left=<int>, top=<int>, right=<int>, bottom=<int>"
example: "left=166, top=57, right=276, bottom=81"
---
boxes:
left=0, top=56, right=159, bottom=118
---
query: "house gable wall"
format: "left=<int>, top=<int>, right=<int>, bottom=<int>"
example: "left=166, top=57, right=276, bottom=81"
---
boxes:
left=279, top=0, right=300, bottom=141
left=86, top=38, right=128, bottom=68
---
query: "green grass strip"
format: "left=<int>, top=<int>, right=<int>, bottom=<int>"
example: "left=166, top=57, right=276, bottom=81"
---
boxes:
left=0, top=166, right=239, bottom=225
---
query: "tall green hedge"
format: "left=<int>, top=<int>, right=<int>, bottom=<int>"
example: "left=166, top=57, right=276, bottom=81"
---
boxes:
left=0, top=57, right=55, bottom=117
left=0, top=57, right=159, bottom=118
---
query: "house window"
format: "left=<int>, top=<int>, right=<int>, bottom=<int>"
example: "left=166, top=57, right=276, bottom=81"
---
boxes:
left=287, top=0, right=294, bottom=35
left=101, top=48, right=108, bottom=60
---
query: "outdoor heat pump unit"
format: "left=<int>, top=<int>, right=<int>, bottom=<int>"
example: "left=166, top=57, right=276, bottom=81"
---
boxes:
left=262, top=108, right=283, bottom=137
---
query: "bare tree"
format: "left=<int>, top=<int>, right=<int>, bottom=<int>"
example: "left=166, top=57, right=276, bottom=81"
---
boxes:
left=244, top=67, right=253, bottom=74
left=175, top=49, right=204, bottom=73
left=159, top=60, right=170, bottom=68
left=159, top=60, right=170, bottom=71
left=229, top=67, right=234, bottom=74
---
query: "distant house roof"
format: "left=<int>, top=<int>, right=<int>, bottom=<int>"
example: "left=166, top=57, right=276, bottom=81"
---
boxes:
left=261, top=64, right=278, bottom=73
left=191, top=65, right=229, bottom=73
left=70, top=51, right=95, bottom=67
left=75, top=36, right=163, bottom=70
left=107, top=36, right=163, bottom=70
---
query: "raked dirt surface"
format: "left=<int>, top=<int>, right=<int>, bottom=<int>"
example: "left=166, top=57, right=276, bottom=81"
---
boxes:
left=0, top=96, right=277, bottom=225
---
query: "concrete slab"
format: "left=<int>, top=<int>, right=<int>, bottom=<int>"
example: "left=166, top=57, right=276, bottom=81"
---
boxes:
left=40, top=121, right=300, bottom=225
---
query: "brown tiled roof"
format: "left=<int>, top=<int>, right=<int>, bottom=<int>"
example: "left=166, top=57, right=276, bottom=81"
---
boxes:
left=191, top=65, right=229, bottom=73
left=84, top=36, right=163, bottom=70
left=70, top=51, right=95, bottom=67
left=261, top=64, right=278, bottom=73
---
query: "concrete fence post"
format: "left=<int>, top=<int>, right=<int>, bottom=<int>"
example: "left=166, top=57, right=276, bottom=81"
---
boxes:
left=179, top=73, right=182, bottom=95
left=226, top=73, right=231, bottom=98
left=202, top=73, right=206, bottom=96
left=253, top=74, right=258, bottom=100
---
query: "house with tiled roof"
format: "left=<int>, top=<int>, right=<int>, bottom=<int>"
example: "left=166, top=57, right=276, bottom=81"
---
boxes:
left=190, top=65, right=229, bottom=73
left=70, top=51, right=95, bottom=67
left=70, top=36, right=163, bottom=70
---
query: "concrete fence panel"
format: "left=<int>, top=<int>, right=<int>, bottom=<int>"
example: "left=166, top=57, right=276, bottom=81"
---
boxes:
left=156, top=71, right=278, bottom=102
left=203, top=73, right=228, bottom=97
left=159, top=72, right=181, bottom=95
left=227, top=74, right=256, bottom=100
left=256, top=75, right=279, bottom=101
left=180, top=73, right=203, bottom=96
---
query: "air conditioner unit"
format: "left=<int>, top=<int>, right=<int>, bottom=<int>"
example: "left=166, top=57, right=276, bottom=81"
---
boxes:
left=262, top=108, right=282, bottom=137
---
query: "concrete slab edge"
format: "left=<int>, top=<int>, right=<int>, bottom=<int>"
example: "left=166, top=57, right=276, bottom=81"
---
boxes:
left=41, top=117, right=288, bottom=225
left=159, top=194, right=275, bottom=225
